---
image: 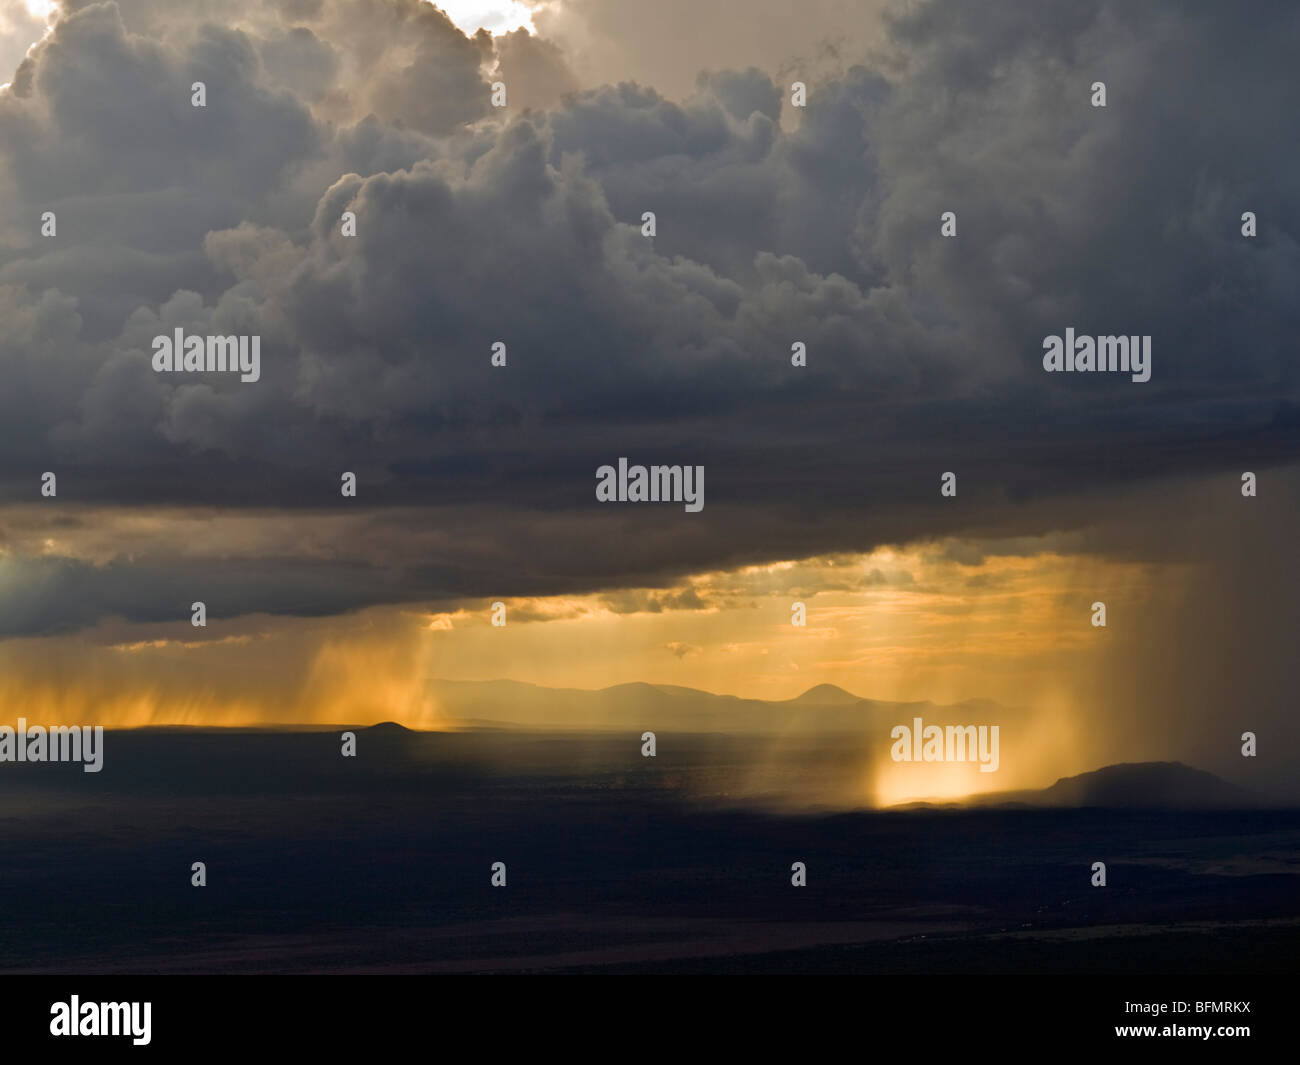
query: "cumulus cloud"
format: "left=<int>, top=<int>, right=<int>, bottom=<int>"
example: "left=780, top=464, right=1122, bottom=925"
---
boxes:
left=530, top=0, right=893, bottom=101
left=0, top=0, right=1293, bottom=650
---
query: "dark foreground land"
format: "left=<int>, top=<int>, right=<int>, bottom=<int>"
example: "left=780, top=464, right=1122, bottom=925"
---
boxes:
left=0, top=726, right=1296, bottom=974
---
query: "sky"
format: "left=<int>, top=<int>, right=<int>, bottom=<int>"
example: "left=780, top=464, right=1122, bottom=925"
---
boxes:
left=0, top=0, right=1296, bottom=799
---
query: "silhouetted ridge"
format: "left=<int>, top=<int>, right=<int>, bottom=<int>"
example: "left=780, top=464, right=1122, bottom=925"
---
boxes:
left=790, top=684, right=862, bottom=704
left=1041, top=761, right=1256, bottom=808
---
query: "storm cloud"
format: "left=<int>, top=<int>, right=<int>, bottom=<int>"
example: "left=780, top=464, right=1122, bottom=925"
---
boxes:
left=0, top=0, right=1296, bottom=640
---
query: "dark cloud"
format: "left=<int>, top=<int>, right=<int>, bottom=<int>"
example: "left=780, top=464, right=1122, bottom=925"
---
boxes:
left=0, top=0, right=1294, bottom=644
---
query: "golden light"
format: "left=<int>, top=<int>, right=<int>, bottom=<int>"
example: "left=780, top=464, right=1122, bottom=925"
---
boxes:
left=872, top=763, right=1000, bottom=807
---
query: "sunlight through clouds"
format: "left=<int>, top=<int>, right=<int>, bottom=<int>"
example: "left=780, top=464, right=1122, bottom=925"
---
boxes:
left=432, top=0, right=534, bottom=34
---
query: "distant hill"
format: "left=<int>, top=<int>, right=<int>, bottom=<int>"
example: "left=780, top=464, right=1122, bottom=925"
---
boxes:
left=426, top=677, right=1028, bottom=735
left=967, top=761, right=1262, bottom=809
left=1037, top=761, right=1259, bottom=808
left=787, top=684, right=862, bottom=705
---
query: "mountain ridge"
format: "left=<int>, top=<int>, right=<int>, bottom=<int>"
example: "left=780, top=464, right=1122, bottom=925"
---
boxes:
left=424, top=676, right=1030, bottom=734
